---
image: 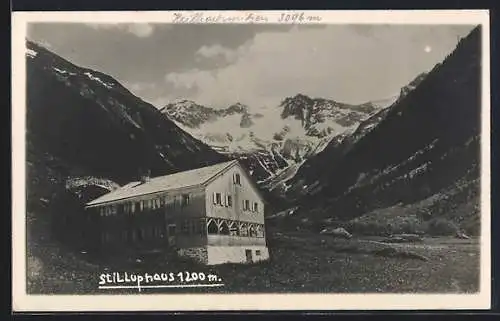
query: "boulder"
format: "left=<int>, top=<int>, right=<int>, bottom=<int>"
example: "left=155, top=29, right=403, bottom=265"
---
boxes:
left=39, top=198, right=50, bottom=206
left=320, top=227, right=352, bottom=239
left=456, top=231, right=470, bottom=239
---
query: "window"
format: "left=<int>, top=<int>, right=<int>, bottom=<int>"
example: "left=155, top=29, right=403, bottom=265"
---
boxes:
left=153, top=226, right=161, bottom=238
left=181, top=220, right=189, bottom=234
left=226, top=195, right=233, bottom=207
left=256, top=250, right=261, bottom=256
left=137, top=228, right=144, bottom=241
left=104, top=205, right=116, bottom=216
left=139, top=201, right=144, bottom=211
left=234, top=173, right=241, bottom=185
left=256, top=225, right=265, bottom=238
left=127, top=229, right=134, bottom=243
left=121, top=230, right=128, bottom=242
left=182, top=194, right=190, bottom=207
left=167, top=224, right=176, bottom=236
left=214, top=193, right=222, bottom=205
left=126, top=202, right=134, bottom=214
left=244, top=200, right=250, bottom=211
left=253, top=202, right=259, bottom=212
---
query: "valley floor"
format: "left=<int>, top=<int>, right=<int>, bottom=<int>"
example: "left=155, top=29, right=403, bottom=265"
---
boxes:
left=26, top=230, right=480, bottom=295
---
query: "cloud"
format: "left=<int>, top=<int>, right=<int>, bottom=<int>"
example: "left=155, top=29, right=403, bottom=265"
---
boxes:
left=162, top=24, right=474, bottom=109
left=86, top=23, right=155, bottom=37
left=30, top=38, right=53, bottom=49
left=123, top=81, right=157, bottom=94
left=195, top=44, right=247, bottom=63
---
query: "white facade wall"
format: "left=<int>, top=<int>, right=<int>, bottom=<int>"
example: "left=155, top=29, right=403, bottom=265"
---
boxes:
left=206, top=245, right=270, bottom=265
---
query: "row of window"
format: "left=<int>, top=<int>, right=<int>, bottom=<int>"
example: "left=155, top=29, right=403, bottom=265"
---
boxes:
left=100, top=218, right=265, bottom=244
left=99, top=194, right=190, bottom=217
left=213, top=192, right=232, bottom=207
left=243, top=199, right=259, bottom=212
left=212, top=192, right=259, bottom=213
left=101, top=225, right=166, bottom=244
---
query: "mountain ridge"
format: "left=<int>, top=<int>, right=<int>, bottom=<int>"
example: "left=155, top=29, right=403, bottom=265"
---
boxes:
left=161, top=91, right=398, bottom=182
left=281, top=26, right=481, bottom=233
left=26, top=39, right=227, bottom=186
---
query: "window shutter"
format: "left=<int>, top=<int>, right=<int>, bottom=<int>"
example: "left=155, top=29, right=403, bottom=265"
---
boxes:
left=213, top=192, right=217, bottom=205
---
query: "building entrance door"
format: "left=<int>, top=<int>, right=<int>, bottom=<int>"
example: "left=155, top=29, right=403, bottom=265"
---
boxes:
left=245, top=249, right=253, bottom=263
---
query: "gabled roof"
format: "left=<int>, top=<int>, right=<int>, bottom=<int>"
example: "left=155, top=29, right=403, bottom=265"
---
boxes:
left=86, top=160, right=238, bottom=207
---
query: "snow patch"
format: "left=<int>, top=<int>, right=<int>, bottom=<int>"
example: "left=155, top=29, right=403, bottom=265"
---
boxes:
left=53, top=67, right=77, bottom=76
left=26, top=48, right=37, bottom=58
left=84, top=72, right=114, bottom=89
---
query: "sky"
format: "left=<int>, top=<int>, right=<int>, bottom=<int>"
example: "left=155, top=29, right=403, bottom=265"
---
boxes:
left=27, top=23, right=476, bottom=110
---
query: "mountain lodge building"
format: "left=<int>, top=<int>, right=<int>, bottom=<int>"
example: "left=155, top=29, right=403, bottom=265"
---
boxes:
left=85, top=160, right=269, bottom=265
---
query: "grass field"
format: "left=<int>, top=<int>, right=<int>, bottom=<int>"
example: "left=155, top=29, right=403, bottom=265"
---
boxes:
left=27, top=230, right=480, bottom=295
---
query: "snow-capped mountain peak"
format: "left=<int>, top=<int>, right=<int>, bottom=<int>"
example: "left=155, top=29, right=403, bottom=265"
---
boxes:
left=161, top=93, right=389, bottom=182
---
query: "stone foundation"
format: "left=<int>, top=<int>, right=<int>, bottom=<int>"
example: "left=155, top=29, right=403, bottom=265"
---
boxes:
left=177, top=247, right=208, bottom=264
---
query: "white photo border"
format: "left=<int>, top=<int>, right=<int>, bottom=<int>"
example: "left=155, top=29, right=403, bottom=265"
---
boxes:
left=11, top=9, right=491, bottom=312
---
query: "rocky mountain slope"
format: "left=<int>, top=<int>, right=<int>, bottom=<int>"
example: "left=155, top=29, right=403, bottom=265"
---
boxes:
left=25, top=40, right=228, bottom=264
left=161, top=93, right=393, bottom=182
left=26, top=40, right=226, bottom=186
left=281, top=26, right=481, bottom=233
left=278, top=72, right=428, bottom=196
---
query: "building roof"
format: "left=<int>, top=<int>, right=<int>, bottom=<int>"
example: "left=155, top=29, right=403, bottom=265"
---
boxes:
left=86, top=160, right=238, bottom=207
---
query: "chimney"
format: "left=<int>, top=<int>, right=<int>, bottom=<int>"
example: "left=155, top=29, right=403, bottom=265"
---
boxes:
left=139, top=168, right=151, bottom=184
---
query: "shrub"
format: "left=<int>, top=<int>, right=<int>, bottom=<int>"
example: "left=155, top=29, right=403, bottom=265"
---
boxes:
left=427, top=218, right=459, bottom=236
